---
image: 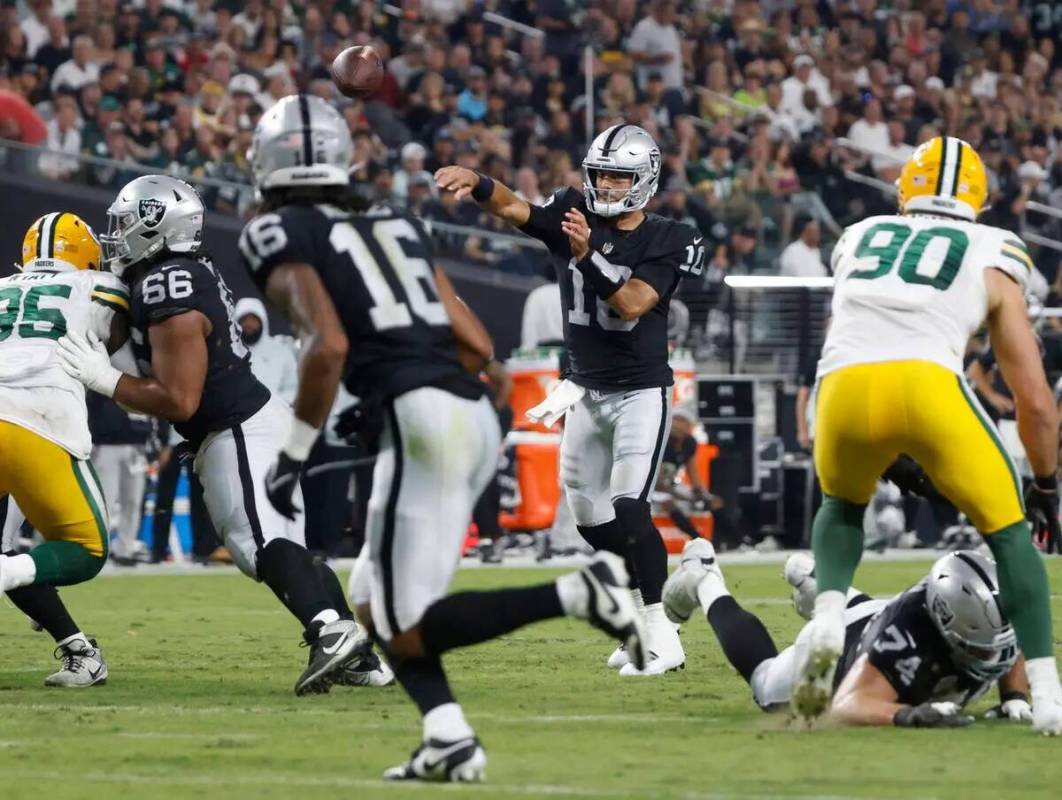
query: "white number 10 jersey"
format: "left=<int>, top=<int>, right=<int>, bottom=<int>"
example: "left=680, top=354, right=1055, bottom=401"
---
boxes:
left=0, top=268, right=128, bottom=458
left=818, top=214, right=1032, bottom=379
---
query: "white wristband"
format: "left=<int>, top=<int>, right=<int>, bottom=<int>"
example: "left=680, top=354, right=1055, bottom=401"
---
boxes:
left=283, top=417, right=319, bottom=462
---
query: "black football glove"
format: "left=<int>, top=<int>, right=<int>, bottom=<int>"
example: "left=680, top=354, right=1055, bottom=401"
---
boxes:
left=894, top=702, right=975, bottom=729
left=1025, top=475, right=1062, bottom=554
left=333, top=398, right=385, bottom=453
left=264, top=451, right=303, bottom=520
left=882, top=455, right=937, bottom=499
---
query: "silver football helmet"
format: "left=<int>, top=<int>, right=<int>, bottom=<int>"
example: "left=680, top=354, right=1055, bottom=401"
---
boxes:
left=582, top=124, right=661, bottom=217
left=926, top=551, right=1018, bottom=682
left=249, top=94, right=353, bottom=191
left=101, top=175, right=204, bottom=277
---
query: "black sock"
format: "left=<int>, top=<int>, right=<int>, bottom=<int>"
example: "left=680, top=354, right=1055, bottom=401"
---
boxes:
left=312, top=556, right=353, bottom=620
left=255, top=539, right=334, bottom=632
left=393, top=654, right=456, bottom=716
left=706, top=595, right=779, bottom=684
left=577, top=518, right=640, bottom=590
left=3, top=552, right=79, bottom=641
left=419, top=584, right=564, bottom=655
left=670, top=508, right=701, bottom=539
left=614, top=498, right=667, bottom=604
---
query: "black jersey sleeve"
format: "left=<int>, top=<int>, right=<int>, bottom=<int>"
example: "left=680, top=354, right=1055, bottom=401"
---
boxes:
left=238, top=205, right=322, bottom=289
left=518, top=187, right=579, bottom=254
left=634, top=221, right=706, bottom=297
left=138, top=259, right=217, bottom=323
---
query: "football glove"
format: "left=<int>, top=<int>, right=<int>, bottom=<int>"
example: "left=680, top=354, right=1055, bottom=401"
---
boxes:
left=264, top=451, right=303, bottom=520
left=56, top=330, right=123, bottom=398
left=984, top=692, right=1033, bottom=723
left=333, top=397, right=385, bottom=453
left=894, top=702, right=975, bottom=728
left=882, top=455, right=938, bottom=499
left=1025, top=475, right=1061, bottom=554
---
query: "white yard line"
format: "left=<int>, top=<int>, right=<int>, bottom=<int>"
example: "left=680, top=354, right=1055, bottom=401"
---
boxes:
left=11, top=768, right=926, bottom=800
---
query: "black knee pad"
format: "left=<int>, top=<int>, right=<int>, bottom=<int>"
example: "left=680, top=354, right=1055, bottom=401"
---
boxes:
left=613, top=497, right=653, bottom=541
left=576, top=518, right=625, bottom=555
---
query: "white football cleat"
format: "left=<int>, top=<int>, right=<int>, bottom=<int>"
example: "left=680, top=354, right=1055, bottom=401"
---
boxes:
left=663, top=538, right=719, bottom=624
left=45, top=637, right=108, bottom=687
left=563, top=552, right=649, bottom=671
left=783, top=552, right=817, bottom=621
left=333, top=649, right=395, bottom=687
left=606, top=644, right=630, bottom=670
left=383, top=737, right=487, bottom=782
left=1033, top=696, right=1062, bottom=736
left=790, top=605, right=845, bottom=723
left=619, top=608, right=685, bottom=676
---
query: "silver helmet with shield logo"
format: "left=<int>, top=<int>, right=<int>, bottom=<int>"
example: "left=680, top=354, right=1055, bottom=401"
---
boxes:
left=926, top=550, right=1018, bottom=682
left=582, top=123, right=661, bottom=217
left=100, top=175, right=204, bottom=277
left=249, top=94, right=353, bottom=191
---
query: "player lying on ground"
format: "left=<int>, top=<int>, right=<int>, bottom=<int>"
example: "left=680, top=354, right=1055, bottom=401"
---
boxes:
left=796, top=136, right=1062, bottom=734
left=666, top=540, right=1033, bottom=727
left=436, top=123, right=705, bottom=676
left=0, top=213, right=124, bottom=687
left=57, top=175, right=391, bottom=695
left=239, top=95, right=648, bottom=783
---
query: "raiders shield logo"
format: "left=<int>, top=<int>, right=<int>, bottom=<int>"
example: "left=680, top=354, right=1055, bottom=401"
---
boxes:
left=138, top=198, right=166, bottom=228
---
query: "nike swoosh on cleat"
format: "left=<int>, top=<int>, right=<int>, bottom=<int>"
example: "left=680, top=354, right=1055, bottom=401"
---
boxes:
left=321, top=635, right=350, bottom=656
left=421, top=740, right=477, bottom=773
left=88, top=665, right=104, bottom=680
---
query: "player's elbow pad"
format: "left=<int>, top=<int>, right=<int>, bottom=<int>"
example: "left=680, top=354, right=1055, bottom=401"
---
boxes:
left=576, top=251, right=626, bottom=300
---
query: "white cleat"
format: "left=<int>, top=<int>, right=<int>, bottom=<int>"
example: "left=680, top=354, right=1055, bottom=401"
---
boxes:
left=333, top=649, right=395, bottom=688
left=618, top=618, right=685, bottom=676
left=663, top=538, right=719, bottom=624
left=783, top=552, right=817, bottom=621
left=791, top=610, right=845, bottom=723
left=606, top=644, right=630, bottom=670
left=564, top=552, right=649, bottom=671
left=383, top=736, right=487, bottom=782
left=1033, top=696, right=1062, bottom=736
left=295, top=618, right=368, bottom=696
left=45, top=637, right=108, bottom=687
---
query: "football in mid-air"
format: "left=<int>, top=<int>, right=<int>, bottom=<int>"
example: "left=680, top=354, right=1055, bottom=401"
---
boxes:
left=331, top=45, right=384, bottom=98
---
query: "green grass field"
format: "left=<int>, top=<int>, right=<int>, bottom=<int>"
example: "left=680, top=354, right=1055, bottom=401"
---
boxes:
left=3, top=557, right=1062, bottom=800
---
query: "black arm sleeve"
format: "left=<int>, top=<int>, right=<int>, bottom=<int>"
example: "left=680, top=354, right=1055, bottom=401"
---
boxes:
left=517, top=187, right=578, bottom=255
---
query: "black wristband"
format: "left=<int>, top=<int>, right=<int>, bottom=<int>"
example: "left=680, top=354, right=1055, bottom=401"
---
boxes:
left=1000, top=690, right=1029, bottom=704
left=471, top=173, right=494, bottom=202
left=575, top=250, right=626, bottom=300
left=1033, top=474, right=1058, bottom=493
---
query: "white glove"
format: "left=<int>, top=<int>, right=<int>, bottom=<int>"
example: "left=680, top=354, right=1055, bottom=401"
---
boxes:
left=929, top=702, right=962, bottom=717
left=1032, top=696, right=1062, bottom=736
left=56, top=330, right=123, bottom=398
left=984, top=698, right=1034, bottom=723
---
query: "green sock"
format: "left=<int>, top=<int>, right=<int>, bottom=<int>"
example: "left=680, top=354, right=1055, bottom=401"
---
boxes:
left=30, top=541, right=106, bottom=587
left=811, top=496, right=867, bottom=595
left=985, top=521, right=1054, bottom=660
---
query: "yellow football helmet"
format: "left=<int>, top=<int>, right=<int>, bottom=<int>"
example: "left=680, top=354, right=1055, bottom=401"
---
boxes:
left=897, top=136, right=988, bottom=221
left=21, top=212, right=101, bottom=272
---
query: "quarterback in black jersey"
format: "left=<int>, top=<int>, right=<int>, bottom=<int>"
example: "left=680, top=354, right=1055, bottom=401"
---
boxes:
left=663, top=541, right=1032, bottom=728
left=58, top=175, right=391, bottom=695
left=437, top=123, right=705, bottom=676
left=242, top=95, right=646, bottom=784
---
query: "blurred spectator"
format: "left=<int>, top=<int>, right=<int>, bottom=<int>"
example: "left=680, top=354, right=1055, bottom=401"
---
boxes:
left=50, top=34, right=97, bottom=93
left=234, top=297, right=298, bottom=406
left=38, top=91, right=80, bottom=178
left=392, top=141, right=434, bottom=205
left=779, top=217, right=828, bottom=279
left=628, top=0, right=682, bottom=90
left=33, top=15, right=68, bottom=77
left=21, top=0, right=53, bottom=60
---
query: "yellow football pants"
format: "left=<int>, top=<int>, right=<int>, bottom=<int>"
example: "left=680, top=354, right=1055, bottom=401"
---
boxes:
left=0, top=421, right=109, bottom=556
left=814, top=360, right=1025, bottom=534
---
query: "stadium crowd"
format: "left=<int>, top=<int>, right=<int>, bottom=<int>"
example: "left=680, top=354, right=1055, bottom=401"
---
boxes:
left=1, top=1, right=1061, bottom=294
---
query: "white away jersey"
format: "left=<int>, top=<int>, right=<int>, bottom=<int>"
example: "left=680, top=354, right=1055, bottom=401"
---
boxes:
left=0, top=268, right=128, bottom=458
left=818, top=214, right=1032, bottom=378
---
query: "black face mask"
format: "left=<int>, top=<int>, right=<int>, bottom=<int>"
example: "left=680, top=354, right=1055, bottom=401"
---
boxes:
left=241, top=327, right=263, bottom=345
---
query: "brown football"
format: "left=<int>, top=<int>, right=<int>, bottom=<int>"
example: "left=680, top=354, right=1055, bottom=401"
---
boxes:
left=331, top=45, right=384, bottom=98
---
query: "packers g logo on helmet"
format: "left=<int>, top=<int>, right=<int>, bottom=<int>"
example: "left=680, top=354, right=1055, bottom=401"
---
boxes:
left=22, top=212, right=102, bottom=272
left=897, top=136, right=988, bottom=222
